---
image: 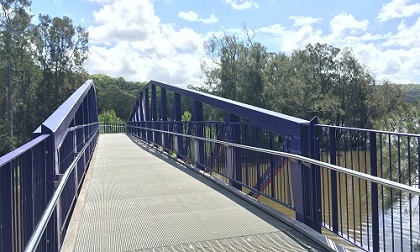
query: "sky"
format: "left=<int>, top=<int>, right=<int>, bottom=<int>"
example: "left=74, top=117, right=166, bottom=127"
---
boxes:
left=31, top=0, right=420, bottom=86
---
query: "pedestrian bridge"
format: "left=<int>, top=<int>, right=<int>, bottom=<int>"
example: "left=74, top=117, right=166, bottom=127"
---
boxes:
left=61, top=133, right=329, bottom=252
left=1, top=80, right=419, bottom=252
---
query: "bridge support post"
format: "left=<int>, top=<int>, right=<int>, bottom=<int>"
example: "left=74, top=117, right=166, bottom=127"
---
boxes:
left=226, top=113, right=241, bottom=190
left=151, top=84, right=159, bottom=146
left=145, top=88, right=151, bottom=143
left=291, top=117, right=322, bottom=233
left=133, top=99, right=140, bottom=137
left=161, top=87, right=168, bottom=150
left=193, top=101, right=204, bottom=169
left=139, top=92, right=145, bottom=140
left=174, top=93, right=184, bottom=158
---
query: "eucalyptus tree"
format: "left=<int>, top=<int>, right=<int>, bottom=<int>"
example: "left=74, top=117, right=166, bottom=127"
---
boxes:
left=34, top=14, right=88, bottom=118
left=335, top=48, right=375, bottom=128
left=202, top=32, right=270, bottom=109
left=203, top=34, right=242, bottom=101
left=0, top=0, right=32, bottom=146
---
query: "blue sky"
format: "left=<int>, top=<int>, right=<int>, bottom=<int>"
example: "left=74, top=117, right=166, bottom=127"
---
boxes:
left=32, top=0, right=420, bottom=85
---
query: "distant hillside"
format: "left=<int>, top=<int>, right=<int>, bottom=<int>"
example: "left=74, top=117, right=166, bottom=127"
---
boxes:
left=90, top=74, right=146, bottom=120
left=398, top=84, right=420, bottom=103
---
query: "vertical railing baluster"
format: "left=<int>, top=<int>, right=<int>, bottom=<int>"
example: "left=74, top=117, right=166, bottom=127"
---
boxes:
left=174, top=93, right=183, bottom=158
left=161, top=87, right=168, bottom=150
left=225, top=113, right=241, bottom=190
left=151, top=84, right=158, bottom=146
left=329, top=127, right=338, bottom=233
left=193, top=101, right=204, bottom=170
left=370, top=132, right=379, bottom=252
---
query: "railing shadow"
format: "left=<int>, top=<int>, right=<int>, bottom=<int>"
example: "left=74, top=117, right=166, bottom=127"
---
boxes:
left=127, top=134, right=341, bottom=252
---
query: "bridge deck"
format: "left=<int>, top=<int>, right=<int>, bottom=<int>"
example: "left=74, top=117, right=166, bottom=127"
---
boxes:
left=62, top=134, right=330, bottom=252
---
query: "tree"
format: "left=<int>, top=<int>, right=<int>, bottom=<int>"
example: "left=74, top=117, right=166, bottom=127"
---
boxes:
left=99, top=110, right=124, bottom=124
left=34, top=14, right=88, bottom=118
left=374, top=102, right=420, bottom=209
left=287, top=44, right=375, bottom=127
left=368, top=80, right=404, bottom=121
left=203, top=34, right=241, bottom=100
left=202, top=31, right=269, bottom=109
left=335, top=48, right=374, bottom=128
left=91, top=74, right=144, bottom=121
left=263, top=52, right=305, bottom=116
left=0, top=0, right=32, bottom=147
left=0, top=4, right=91, bottom=154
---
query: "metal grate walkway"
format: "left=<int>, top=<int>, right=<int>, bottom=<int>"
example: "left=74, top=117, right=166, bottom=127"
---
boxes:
left=62, top=134, right=333, bottom=252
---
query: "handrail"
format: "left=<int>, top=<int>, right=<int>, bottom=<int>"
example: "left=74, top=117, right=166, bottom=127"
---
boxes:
left=57, top=122, right=99, bottom=150
left=1, top=79, right=99, bottom=252
left=38, top=80, right=96, bottom=149
left=24, top=128, right=99, bottom=252
left=129, top=124, right=420, bottom=196
left=316, top=123, right=420, bottom=137
left=130, top=80, right=309, bottom=137
left=0, top=134, right=49, bottom=167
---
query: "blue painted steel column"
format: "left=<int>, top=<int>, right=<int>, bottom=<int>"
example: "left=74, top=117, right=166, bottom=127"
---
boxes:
left=291, top=117, right=322, bottom=232
left=290, top=126, right=306, bottom=225
left=225, top=113, right=241, bottom=190
left=151, top=84, right=159, bottom=145
left=136, top=99, right=141, bottom=136
left=329, top=127, right=339, bottom=233
left=193, top=100, right=204, bottom=169
left=139, top=92, right=145, bottom=139
left=161, top=87, right=168, bottom=150
left=369, top=132, right=380, bottom=252
left=22, top=151, right=34, bottom=247
left=174, top=93, right=184, bottom=157
left=145, top=88, right=151, bottom=142
left=311, top=119, right=322, bottom=233
left=0, top=164, right=13, bottom=252
left=270, top=133, right=275, bottom=198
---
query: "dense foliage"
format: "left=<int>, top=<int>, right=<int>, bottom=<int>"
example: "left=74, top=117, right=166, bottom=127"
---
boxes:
left=91, top=74, right=145, bottom=121
left=199, top=32, right=420, bottom=210
left=400, top=84, right=420, bottom=103
left=0, top=0, right=89, bottom=154
left=0, top=1, right=144, bottom=156
left=199, top=32, right=412, bottom=130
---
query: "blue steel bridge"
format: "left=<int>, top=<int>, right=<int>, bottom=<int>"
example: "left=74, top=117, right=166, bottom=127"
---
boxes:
left=1, top=80, right=420, bottom=252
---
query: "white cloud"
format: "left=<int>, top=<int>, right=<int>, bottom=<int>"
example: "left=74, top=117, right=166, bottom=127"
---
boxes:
left=178, top=11, right=218, bottom=24
left=329, top=13, right=369, bottom=36
left=289, top=16, right=322, bottom=27
left=223, top=0, right=259, bottom=10
left=84, top=0, right=420, bottom=86
left=383, top=17, right=420, bottom=48
left=88, top=1, right=160, bottom=44
left=258, top=23, right=324, bottom=53
left=377, top=0, right=420, bottom=22
left=283, top=25, right=323, bottom=51
left=257, top=12, right=420, bottom=83
left=86, top=0, right=206, bottom=85
left=87, top=0, right=111, bottom=3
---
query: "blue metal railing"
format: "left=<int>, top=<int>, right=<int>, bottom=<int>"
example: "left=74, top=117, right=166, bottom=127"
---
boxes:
left=127, top=80, right=420, bottom=252
left=127, top=80, right=322, bottom=232
left=315, top=125, right=420, bottom=251
left=99, top=122, right=127, bottom=134
left=0, top=80, right=99, bottom=251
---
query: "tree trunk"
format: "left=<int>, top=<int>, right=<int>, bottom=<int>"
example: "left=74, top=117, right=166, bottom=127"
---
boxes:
left=6, top=33, right=13, bottom=141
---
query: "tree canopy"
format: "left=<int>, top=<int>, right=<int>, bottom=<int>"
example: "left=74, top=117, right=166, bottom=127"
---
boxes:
left=200, top=32, right=407, bottom=129
left=0, top=1, right=144, bottom=156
